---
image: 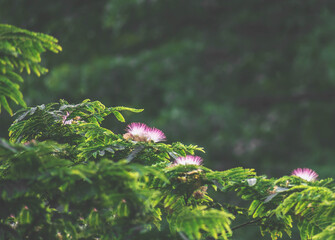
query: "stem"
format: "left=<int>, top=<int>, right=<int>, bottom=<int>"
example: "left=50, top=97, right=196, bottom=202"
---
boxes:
left=231, top=217, right=265, bottom=231
left=184, top=193, right=190, bottom=205
left=126, top=145, right=145, bottom=162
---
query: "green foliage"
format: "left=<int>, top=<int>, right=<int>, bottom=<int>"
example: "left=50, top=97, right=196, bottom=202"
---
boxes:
left=313, top=223, right=335, bottom=240
left=1, top=98, right=242, bottom=239
left=231, top=176, right=335, bottom=240
left=168, top=207, right=234, bottom=240
left=0, top=24, right=61, bottom=115
left=1, top=98, right=334, bottom=239
left=0, top=141, right=167, bottom=239
left=8, top=99, right=139, bottom=143
left=275, top=184, right=335, bottom=240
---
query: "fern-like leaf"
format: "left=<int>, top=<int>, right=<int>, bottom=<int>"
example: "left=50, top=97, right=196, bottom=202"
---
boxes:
left=168, top=207, right=235, bottom=240
left=0, top=24, right=61, bottom=115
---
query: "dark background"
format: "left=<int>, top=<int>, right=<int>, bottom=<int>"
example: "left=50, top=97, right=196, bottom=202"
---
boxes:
left=1, top=1, right=335, bottom=238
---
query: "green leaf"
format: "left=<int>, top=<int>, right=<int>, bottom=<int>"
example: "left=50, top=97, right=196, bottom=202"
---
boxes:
left=19, top=207, right=32, bottom=224
left=0, top=96, right=12, bottom=115
left=112, top=111, right=125, bottom=122
left=110, top=106, right=144, bottom=113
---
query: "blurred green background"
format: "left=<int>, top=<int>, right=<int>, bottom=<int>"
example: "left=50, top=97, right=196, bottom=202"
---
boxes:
left=2, top=0, right=335, bottom=175
left=1, top=1, right=335, bottom=238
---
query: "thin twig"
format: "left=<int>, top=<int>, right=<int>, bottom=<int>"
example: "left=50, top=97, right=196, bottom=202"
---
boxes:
left=231, top=217, right=265, bottom=231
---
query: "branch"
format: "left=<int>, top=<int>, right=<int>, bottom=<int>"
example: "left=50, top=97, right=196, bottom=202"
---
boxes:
left=231, top=217, right=265, bottom=231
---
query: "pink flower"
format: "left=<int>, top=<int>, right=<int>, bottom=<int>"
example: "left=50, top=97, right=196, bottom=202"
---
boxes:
left=126, top=123, right=147, bottom=137
left=291, top=168, right=318, bottom=182
left=23, top=139, right=36, bottom=145
left=146, top=127, right=166, bottom=143
left=124, top=122, right=166, bottom=143
left=62, top=112, right=74, bottom=125
left=172, top=155, right=203, bottom=166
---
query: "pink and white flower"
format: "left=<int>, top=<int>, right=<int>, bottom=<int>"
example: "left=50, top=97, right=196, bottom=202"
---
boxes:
left=126, top=122, right=148, bottom=137
left=291, top=168, right=318, bottom=182
left=124, top=122, right=166, bottom=143
left=62, top=112, right=74, bottom=125
left=172, top=155, right=203, bottom=166
left=146, top=127, right=166, bottom=143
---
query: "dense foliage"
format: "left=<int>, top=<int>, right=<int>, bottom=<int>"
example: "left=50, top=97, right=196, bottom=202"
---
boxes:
left=0, top=97, right=334, bottom=239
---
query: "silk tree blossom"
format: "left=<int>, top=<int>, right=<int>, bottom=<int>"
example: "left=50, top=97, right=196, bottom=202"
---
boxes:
left=125, top=123, right=147, bottom=139
left=291, top=168, right=318, bottom=182
left=62, top=112, right=74, bottom=125
left=172, top=155, right=203, bottom=166
left=123, top=122, right=166, bottom=143
left=61, top=112, right=81, bottom=125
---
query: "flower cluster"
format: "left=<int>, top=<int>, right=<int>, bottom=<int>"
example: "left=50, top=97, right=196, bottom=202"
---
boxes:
left=291, top=168, right=318, bottom=182
left=123, top=123, right=203, bottom=166
left=123, top=122, right=166, bottom=143
left=123, top=123, right=322, bottom=185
